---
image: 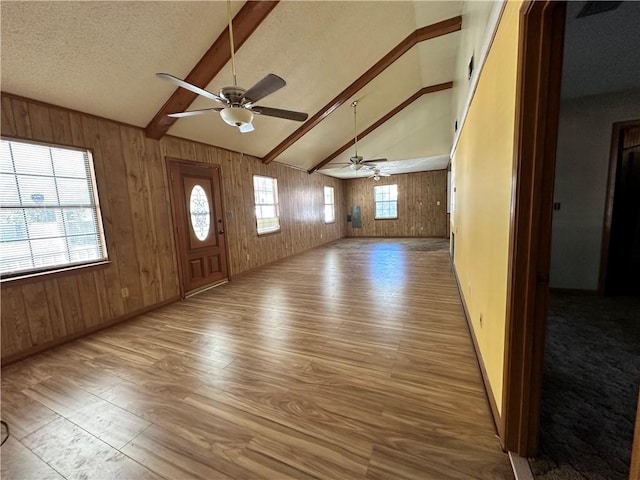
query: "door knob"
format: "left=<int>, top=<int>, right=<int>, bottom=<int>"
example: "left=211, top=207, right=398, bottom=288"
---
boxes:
left=218, top=230, right=224, bottom=234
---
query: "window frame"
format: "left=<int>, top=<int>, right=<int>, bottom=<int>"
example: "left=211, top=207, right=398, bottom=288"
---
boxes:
left=374, top=184, right=398, bottom=220
left=252, top=174, right=281, bottom=235
left=323, top=186, right=335, bottom=224
left=0, top=136, right=108, bottom=281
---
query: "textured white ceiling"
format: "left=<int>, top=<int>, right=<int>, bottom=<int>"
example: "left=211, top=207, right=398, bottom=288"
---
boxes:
left=562, top=1, right=640, bottom=99
left=0, top=1, right=244, bottom=126
left=1, top=1, right=463, bottom=177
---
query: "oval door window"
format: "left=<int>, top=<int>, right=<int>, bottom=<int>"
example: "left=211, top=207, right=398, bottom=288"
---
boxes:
left=189, top=185, right=211, bottom=241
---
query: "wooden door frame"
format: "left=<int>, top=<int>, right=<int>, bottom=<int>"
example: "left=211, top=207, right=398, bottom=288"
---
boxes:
left=166, top=157, right=231, bottom=299
left=598, top=120, right=640, bottom=295
left=501, top=1, right=566, bottom=457
left=631, top=388, right=640, bottom=479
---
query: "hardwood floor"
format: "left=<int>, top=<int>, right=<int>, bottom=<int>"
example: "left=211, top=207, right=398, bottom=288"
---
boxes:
left=1, top=238, right=513, bottom=479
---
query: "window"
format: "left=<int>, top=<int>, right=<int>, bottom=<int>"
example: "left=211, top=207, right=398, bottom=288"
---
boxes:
left=253, top=175, right=280, bottom=234
left=0, top=138, right=107, bottom=277
left=323, top=186, right=335, bottom=223
left=374, top=184, right=398, bottom=219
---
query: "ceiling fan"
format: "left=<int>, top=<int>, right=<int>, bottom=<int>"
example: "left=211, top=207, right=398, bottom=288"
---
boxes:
left=332, top=100, right=387, bottom=171
left=368, top=168, right=391, bottom=181
left=156, top=1, right=308, bottom=134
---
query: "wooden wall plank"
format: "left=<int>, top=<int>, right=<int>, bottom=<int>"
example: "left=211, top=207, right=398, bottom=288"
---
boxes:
left=1, top=96, right=17, bottom=136
left=20, top=283, right=54, bottom=346
left=49, top=109, right=73, bottom=145
left=56, top=277, right=86, bottom=335
left=75, top=271, right=102, bottom=328
left=43, top=280, right=67, bottom=338
left=145, top=137, right=179, bottom=300
left=345, top=170, right=447, bottom=237
left=81, top=115, right=125, bottom=319
left=98, top=121, right=144, bottom=311
left=0, top=287, right=31, bottom=356
left=120, top=126, right=158, bottom=307
left=26, top=103, right=54, bottom=143
left=11, top=99, right=32, bottom=138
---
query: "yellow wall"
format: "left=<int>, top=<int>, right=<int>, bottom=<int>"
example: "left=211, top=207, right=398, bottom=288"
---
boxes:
left=451, top=0, right=522, bottom=414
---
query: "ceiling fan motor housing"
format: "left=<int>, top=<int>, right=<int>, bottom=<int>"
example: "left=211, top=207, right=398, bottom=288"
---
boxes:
left=218, top=87, right=254, bottom=127
left=220, top=86, right=246, bottom=105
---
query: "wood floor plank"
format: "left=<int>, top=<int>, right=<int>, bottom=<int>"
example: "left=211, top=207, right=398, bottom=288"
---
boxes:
left=67, top=399, right=150, bottom=449
left=21, top=377, right=103, bottom=418
left=0, top=389, right=60, bottom=440
left=22, top=417, right=162, bottom=480
left=1, top=238, right=512, bottom=480
left=121, top=424, right=253, bottom=480
left=0, top=437, right=64, bottom=480
left=367, top=444, right=481, bottom=480
left=247, top=433, right=370, bottom=479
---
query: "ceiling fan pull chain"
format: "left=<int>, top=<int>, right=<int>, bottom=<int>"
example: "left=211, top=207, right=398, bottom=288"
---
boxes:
left=227, top=0, right=237, bottom=87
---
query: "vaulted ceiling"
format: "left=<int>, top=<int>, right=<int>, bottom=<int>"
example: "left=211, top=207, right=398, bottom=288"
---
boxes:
left=1, top=1, right=463, bottom=179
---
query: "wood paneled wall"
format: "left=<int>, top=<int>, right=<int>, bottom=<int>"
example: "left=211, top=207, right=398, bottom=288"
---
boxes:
left=345, top=170, right=447, bottom=237
left=0, top=94, right=346, bottom=361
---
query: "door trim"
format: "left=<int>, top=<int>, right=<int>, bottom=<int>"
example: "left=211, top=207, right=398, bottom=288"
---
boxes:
left=501, top=1, right=565, bottom=456
left=598, top=120, right=640, bottom=295
left=165, top=157, right=230, bottom=299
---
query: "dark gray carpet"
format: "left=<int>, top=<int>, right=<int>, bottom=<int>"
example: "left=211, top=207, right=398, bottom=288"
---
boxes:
left=530, top=294, right=640, bottom=480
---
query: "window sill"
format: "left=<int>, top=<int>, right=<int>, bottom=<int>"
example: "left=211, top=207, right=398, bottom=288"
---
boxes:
left=257, top=229, right=281, bottom=237
left=375, top=217, right=399, bottom=221
left=324, top=221, right=336, bottom=225
left=1, top=260, right=112, bottom=287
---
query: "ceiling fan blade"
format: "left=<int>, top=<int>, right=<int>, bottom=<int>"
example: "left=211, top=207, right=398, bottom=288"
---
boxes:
left=362, top=158, right=388, bottom=163
left=251, top=106, right=308, bottom=122
left=167, top=108, right=223, bottom=118
left=239, top=123, right=255, bottom=133
left=156, top=73, right=226, bottom=105
left=242, top=74, right=286, bottom=104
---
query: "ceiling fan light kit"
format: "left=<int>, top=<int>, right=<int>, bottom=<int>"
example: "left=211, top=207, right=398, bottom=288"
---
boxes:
left=220, top=106, right=254, bottom=128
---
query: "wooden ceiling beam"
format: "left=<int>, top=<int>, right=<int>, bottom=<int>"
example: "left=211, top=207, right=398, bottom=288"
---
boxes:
left=261, top=15, right=462, bottom=164
left=308, top=82, right=453, bottom=174
left=145, top=1, right=279, bottom=140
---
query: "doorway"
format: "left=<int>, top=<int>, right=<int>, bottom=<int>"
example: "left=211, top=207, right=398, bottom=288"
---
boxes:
left=503, top=2, right=640, bottom=478
left=167, top=159, right=229, bottom=297
left=603, top=123, right=640, bottom=296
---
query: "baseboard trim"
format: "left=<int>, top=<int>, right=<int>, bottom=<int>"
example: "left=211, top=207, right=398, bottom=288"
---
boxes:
left=451, top=261, right=503, bottom=439
left=345, top=235, right=448, bottom=239
left=509, top=452, right=534, bottom=480
left=185, top=279, right=229, bottom=298
left=1, top=295, right=181, bottom=366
